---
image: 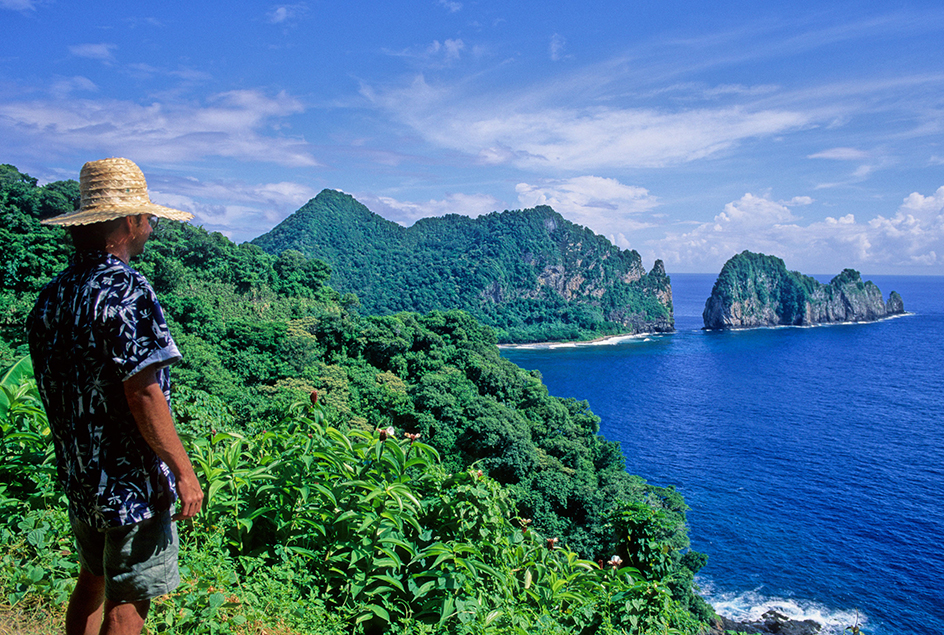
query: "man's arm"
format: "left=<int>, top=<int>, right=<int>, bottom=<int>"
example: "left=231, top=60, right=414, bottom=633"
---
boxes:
left=124, top=365, right=204, bottom=521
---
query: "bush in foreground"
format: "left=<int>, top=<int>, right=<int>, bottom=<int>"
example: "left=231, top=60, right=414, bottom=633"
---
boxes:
left=1, top=361, right=709, bottom=634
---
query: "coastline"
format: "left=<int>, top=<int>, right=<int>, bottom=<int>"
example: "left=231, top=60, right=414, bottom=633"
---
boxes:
left=500, top=311, right=913, bottom=349
left=498, top=330, right=669, bottom=350
left=700, top=311, right=913, bottom=332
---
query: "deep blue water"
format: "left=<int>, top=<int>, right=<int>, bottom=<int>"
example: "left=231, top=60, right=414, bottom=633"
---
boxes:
left=502, top=274, right=944, bottom=635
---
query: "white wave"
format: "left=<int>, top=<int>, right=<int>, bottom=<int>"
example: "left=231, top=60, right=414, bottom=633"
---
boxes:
left=583, top=334, right=649, bottom=346
left=697, top=580, right=867, bottom=635
left=710, top=311, right=914, bottom=333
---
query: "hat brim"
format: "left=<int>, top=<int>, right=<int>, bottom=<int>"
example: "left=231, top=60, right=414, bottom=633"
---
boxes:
left=41, top=203, right=193, bottom=226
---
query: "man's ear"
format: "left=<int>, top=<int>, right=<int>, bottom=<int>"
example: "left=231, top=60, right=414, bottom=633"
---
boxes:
left=126, top=215, right=150, bottom=233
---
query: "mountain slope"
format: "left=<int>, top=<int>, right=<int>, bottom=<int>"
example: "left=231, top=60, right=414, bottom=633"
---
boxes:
left=253, top=189, right=674, bottom=343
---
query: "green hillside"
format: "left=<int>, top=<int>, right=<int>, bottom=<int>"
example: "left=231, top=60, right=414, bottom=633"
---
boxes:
left=0, top=164, right=710, bottom=634
left=252, top=190, right=674, bottom=343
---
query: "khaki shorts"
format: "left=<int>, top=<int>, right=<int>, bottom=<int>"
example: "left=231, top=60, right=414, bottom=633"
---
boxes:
left=70, top=510, right=180, bottom=602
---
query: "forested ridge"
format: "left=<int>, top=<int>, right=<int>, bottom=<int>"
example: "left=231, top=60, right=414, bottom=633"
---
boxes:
left=0, top=164, right=711, bottom=634
left=251, top=189, right=674, bottom=344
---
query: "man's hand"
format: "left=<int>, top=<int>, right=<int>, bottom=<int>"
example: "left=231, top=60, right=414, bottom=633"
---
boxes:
left=124, top=364, right=204, bottom=520
left=172, top=471, right=204, bottom=521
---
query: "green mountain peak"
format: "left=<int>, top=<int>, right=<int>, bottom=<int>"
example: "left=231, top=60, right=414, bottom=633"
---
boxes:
left=253, top=191, right=674, bottom=343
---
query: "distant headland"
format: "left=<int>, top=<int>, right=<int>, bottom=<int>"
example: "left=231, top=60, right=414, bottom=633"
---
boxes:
left=703, top=251, right=905, bottom=330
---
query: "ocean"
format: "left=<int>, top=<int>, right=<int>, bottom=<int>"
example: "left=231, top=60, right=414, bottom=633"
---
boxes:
left=501, top=274, right=944, bottom=635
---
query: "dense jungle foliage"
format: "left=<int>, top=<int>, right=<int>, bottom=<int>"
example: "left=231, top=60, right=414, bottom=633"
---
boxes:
left=251, top=189, right=674, bottom=343
left=0, top=164, right=712, bottom=634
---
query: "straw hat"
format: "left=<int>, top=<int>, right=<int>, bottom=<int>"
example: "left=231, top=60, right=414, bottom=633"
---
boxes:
left=41, top=157, right=193, bottom=226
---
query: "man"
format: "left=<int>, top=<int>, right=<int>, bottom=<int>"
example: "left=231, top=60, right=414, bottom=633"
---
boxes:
left=27, top=157, right=204, bottom=635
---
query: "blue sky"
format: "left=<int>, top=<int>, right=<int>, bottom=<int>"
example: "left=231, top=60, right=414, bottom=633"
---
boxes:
left=2, top=1, right=943, bottom=274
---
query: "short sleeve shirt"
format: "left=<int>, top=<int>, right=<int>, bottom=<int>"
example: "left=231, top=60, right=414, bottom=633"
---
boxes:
left=27, top=251, right=181, bottom=529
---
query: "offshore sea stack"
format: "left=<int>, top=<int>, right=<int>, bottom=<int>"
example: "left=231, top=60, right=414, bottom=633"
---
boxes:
left=703, top=251, right=905, bottom=330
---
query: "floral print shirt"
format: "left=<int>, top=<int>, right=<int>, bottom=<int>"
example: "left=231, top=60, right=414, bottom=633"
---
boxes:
left=27, top=251, right=180, bottom=528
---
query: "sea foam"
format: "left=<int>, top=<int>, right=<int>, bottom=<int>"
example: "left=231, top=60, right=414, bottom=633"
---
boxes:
left=698, top=580, right=867, bottom=635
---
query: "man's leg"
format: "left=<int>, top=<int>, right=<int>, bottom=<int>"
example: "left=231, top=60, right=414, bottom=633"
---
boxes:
left=100, top=598, right=149, bottom=635
left=69, top=511, right=176, bottom=635
left=65, top=567, right=104, bottom=635
left=64, top=570, right=149, bottom=635
left=100, top=511, right=178, bottom=635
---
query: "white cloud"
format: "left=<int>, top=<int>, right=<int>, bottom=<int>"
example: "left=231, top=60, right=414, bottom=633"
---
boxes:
left=784, top=196, right=813, bottom=206
left=365, top=76, right=810, bottom=171
left=425, top=39, right=465, bottom=62
left=808, top=147, right=870, bottom=160
left=151, top=176, right=318, bottom=239
left=354, top=191, right=501, bottom=226
left=0, top=0, right=40, bottom=10
left=68, top=43, right=117, bottom=63
left=266, top=3, right=308, bottom=25
left=701, top=84, right=780, bottom=98
left=516, top=176, right=658, bottom=246
left=714, top=193, right=799, bottom=227
left=0, top=89, right=318, bottom=167
left=550, top=34, right=566, bottom=61
left=49, top=76, right=97, bottom=98
left=438, top=0, right=462, bottom=12
left=168, top=177, right=316, bottom=211
left=649, top=188, right=944, bottom=273
left=900, top=187, right=944, bottom=215
left=383, top=39, right=469, bottom=66
left=852, top=164, right=874, bottom=179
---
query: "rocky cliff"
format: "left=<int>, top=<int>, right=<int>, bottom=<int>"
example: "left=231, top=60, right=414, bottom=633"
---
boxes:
left=703, top=251, right=904, bottom=330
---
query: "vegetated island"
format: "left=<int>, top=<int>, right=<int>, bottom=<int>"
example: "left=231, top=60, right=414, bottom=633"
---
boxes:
left=251, top=189, right=674, bottom=344
left=703, top=250, right=905, bottom=330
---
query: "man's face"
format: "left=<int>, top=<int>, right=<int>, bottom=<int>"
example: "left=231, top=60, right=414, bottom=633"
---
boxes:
left=129, top=214, right=155, bottom=257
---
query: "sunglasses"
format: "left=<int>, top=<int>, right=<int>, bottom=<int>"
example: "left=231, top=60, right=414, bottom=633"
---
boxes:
left=148, top=216, right=159, bottom=229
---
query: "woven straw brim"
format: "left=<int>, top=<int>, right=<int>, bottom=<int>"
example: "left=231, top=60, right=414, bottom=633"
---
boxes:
left=41, top=203, right=193, bottom=226
left=41, top=157, right=193, bottom=226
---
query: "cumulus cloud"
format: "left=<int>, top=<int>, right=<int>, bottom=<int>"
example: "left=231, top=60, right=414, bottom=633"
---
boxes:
left=353, top=191, right=501, bottom=226
left=516, top=176, right=658, bottom=247
left=0, top=89, right=318, bottom=167
left=68, top=43, right=117, bottom=63
left=151, top=175, right=318, bottom=240
left=649, top=188, right=944, bottom=273
left=364, top=75, right=810, bottom=171
left=713, top=193, right=799, bottom=227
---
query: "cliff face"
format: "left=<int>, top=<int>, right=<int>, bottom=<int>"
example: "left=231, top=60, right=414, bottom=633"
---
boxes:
left=703, top=251, right=904, bottom=330
left=253, top=190, right=673, bottom=342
